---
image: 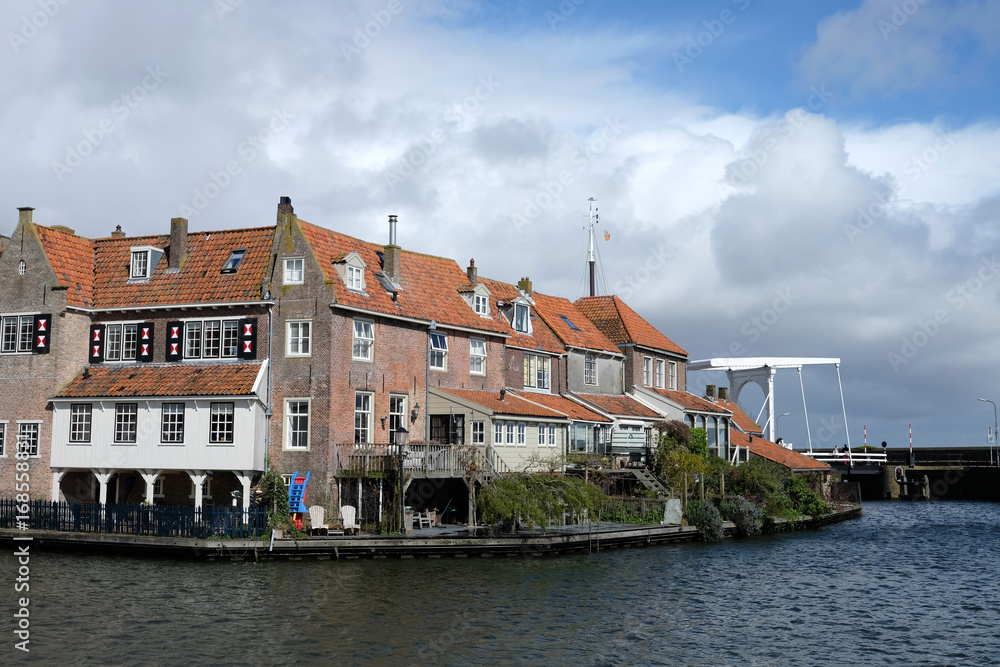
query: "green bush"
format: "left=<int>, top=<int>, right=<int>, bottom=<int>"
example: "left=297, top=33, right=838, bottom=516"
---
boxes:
left=478, top=475, right=608, bottom=531
left=720, top=495, right=763, bottom=537
left=728, top=457, right=788, bottom=501
left=763, top=493, right=797, bottom=522
left=785, top=476, right=831, bottom=517
left=686, top=499, right=724, bottom=542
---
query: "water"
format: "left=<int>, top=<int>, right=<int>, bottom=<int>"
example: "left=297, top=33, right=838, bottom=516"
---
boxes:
left=3, top=501, right=999, bottom=666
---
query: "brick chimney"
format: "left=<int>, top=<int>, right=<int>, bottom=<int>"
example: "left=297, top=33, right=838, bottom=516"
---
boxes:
left=277, top=195, right=294, bottom=224
left=517, top=276, right=532, bottom=294
left=17, top=207, right=34, bottom=227
left=169, top=217, right=188, bottom=269
left=384, top=214, right=401, bottom=280
left=111, top=225, right=126, bottom=238
left=705, top=385, right=716, bottom=399
left=718, top=387, right=729, bottom=401
left=467, top=259, right=477, bottom=285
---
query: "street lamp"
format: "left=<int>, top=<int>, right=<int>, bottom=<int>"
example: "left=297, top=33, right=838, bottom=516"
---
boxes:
left=761, top=412, right=790, bottom=442
left=977, top=398, right=997, bottom=466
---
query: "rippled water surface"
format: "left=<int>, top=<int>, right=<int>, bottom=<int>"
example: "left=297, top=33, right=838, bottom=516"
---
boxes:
left=4, top=501, right=1000, bottom=666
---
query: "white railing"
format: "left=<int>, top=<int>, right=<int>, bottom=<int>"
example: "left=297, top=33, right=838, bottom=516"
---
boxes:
left=805, top=450, right=887, bottom=465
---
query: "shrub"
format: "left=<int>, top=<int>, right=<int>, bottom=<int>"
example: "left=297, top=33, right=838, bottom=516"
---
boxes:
left=728, top=457, right=788, bottom=501
left=478, top=475, right=607, bottom=531
left=720, top=495, right=763, bottom=537
left=785, top=476, right=831, bottom=517
left=686, top=499, right=724, bottom=542
left=763, top=493, right=797, bottom=522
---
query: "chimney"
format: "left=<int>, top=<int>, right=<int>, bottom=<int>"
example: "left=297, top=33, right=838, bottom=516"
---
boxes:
left=705, top=385, right=716, bottom=399
left=718, top=387, right=728, bottom=401
left=277, top=196, right=294, bottom=224
left=467, top=259, right=477, bottom=285
left=384, top=214, right=401, bottom=280
left=17, top=207, right=34, bottom=227
left=517, top=276, right=532, bottom=294
left=169, top=217, right=188, bottom=269
left=111, top=225, right=126, bottom=238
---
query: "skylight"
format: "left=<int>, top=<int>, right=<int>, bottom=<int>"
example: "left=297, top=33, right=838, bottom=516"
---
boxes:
left=560, top=315, right=581, bottom=331
left=221, top=249, right=247, bottom=273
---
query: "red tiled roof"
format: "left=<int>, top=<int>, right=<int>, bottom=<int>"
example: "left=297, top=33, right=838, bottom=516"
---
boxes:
left=55, top=363, right=263, bottom=398
left=730, top=429, right=831, bottom=471
left=571, top=393, right=662, bottom=419
left=478, top=277, right=565, bottom=354
left=298, top=220, right=509, bottom=335
left=35, top=225, right=95, bottom=308
left=719, top=399, right=761, bottom=433
left=645, top=387, right=731, bottom=414
left=435, top=387, right=566, bottom=418
left=531, top=293, right=620, bottom=354
left=509, top=391, right=612, bottom=422
left=575, top=295, right=687, bottom=356
left=91, top=227, right=274, bottom=308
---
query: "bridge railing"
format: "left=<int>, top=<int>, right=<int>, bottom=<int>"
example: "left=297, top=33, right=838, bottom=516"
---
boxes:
left=804, top=450, right=887, bottom=465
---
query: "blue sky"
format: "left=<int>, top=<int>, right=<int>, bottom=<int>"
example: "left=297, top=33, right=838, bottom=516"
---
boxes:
left=2, top=0, right=1000, bottom=448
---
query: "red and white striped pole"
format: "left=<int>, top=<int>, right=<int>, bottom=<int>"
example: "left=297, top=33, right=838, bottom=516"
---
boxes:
left=909, top=423, right=914, bottom=467
left=864, top=425, right=867, bottom=449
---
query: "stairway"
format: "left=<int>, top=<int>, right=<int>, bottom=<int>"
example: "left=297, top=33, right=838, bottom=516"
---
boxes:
left=630, top=468, right=670, bottom=497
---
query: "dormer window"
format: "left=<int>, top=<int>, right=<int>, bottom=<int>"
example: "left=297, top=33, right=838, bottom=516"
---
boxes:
left=514, top=303, right=530, bottom=334
left=333, top=251, right=367, bottom=292
left=128, top=246, right=163, bottom=281
left=474, top=294, right=489, bottom=316
left=221, top=249, right=246, bottom=273
left=347, top=265, right=363, bottom=291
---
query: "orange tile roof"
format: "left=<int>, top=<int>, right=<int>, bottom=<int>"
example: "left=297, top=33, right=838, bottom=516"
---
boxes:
left=298, top=220, right=509, bottom=335
left=645, top=387, right=731, bottom=414
left=55, top=363, right=263, bottom=398
left=730, top=429, right=831, bottom=471
left=436, top=387, right=567, bottom=418
left=509, top=391, right=612, bottom=422
left=571, top=393, right=663, bottom=419
left=478, top=277, right=565, bottom=353
left=35, top=225, right=95, bottom=308
left=531, top=293, right=620, bottom=354
left=719, top=399, right=761, bottom=433
left=575, top=295, right=687, bottom=356
left=90, top=227, right=274, bottom=308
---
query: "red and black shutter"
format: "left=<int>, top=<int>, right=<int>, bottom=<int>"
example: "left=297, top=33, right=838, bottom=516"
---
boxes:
left=138, top=322, right=155, bottom=362
left=88, top=324, right=105, bottom=363
left=165, top=321, right=183, bottom=361
left=238, top=318, right=257, bottom=359
left=32, top=314, right=52, bottom=354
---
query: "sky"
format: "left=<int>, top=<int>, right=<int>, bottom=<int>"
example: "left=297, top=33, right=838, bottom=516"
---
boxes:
left=3, top=0, right=1000, bottom=449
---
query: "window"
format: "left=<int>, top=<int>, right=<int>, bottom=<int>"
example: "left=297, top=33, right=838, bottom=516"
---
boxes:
left=389, top=396, right=406, bottom=441
left=643, top=356, right=652, bottom=386
left=222, top=249, right=246, bottom=273
left=494, top=421, right=503, bottom=446
left=181, top=319, right=241, bottom=359
left=537, top=424, right=546, bottom=448
left=548, top=424, right=557, bottom=447
left=190, top=478, right=212, bottom=500
left=346, top=265, right=363, bottom=291
left=17, top=422, right=40, bottom=457
left=506, top=421, right=515, bottom=445
left=2, top=315, right=35, bottom=354
left=429, top=332, right=447, bottom=370
left=203, top=320, right=221, bottom=358
left=523, top=354, right=550, bottom=389
left=161, top=403, right=185, bottom=443
left=472, top=420, right=485, bottom=444
left=285, top=399, right=310, bottom=450
left=284, top=258, right=304, bottom=284
left=354, top=392, right=372, bottom=443
left=585, top=353, right=598, bottom=385
left=656, top=359, right=665, bottom=389
left=668, top=361, right=677, bottom=391
left=353, top=319, right=374, bottom=361
left=474, top=294, right=489, bottom=316
left=222, top=320, right=239, bottom=357
left=184, top=321, right=202, bottom=358
left=152, top=478, right=164, bottom=498
left=105, top=323, right=139, bottom=361
left=513, top=303, right=529, bottom=333
left=131, top=250, right=149, bottom=279
left=210, top=403, right=235, bottom=444
left=18, top=317, right=32, bottom=353
left=287, top=321, right=311, bottom=357
left=559, top=314, right=580, bottom=331
left=0, top=423, right=5, bottom=456
left=517, top=422, right=526, bottom=446
left=69, top=404, right=92, bottom=443
left=18, top=260, right=26, bottom=276
left=114, top=404, right=138, bottom=443
left=430, top=415, right=465, bottom=444
left=470, top=338, right=486, bottom=375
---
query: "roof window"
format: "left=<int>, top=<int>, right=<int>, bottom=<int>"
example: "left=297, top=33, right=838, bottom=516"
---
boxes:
left=560, top=315, right=581, bottom=331
left=221, top=249, right=247, bottom=273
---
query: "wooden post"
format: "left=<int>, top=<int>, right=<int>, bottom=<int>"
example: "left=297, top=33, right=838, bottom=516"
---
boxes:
left=683, top=475, right=688, bottom=514
left=699, top=476, right=705, bottom=501
left=719, top=472, right=725, bottom=500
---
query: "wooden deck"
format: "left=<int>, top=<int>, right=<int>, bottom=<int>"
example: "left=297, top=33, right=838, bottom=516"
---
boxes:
left=335, top=443, right=511, bottom=480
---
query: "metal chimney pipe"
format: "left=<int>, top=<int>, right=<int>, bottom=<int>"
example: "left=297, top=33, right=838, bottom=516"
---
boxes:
left=388, top=214, right=397, bottom=246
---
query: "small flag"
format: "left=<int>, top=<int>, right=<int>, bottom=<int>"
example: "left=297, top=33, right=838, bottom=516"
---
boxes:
left=603, top=231, right=611, bottom=241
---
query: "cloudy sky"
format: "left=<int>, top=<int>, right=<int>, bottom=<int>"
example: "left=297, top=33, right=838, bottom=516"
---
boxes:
left=3, top=0, right=1000, bottom=449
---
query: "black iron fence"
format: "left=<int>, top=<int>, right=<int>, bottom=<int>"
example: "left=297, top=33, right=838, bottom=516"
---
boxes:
left=0, top=500, right=268, bottom=539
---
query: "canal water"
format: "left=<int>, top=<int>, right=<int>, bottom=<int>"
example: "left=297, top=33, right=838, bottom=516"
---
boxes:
left=4, top=501, right=999, bottom=666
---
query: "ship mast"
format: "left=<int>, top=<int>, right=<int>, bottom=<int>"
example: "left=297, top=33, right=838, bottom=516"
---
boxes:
left=588, top=197, right=598, bottom=297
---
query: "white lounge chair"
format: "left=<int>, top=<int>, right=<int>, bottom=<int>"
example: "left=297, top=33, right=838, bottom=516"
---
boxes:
left=340, top=505, right=360, bottom=535
left=309, top=505, right=328, bottom=535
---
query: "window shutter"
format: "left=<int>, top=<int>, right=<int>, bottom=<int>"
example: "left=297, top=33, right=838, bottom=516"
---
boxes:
left=165, top=321, right=183, bottom=361
left=138, top=322, right=155, bottom=362
left=88, top=324, right=105, bottom=363
left=32, top=314, right=52, bottom=354
left=238, top=318, right=257, bottom=359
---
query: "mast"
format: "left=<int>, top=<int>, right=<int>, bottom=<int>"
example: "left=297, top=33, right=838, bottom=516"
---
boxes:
left=588, top=197, right=598, bottom=297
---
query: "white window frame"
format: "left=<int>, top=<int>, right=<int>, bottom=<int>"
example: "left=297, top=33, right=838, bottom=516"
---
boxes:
left=470, top=338, right=486, bottom=375
left=389, top=395, right=407, bottom=441
left=353, top=319, right=374, bottom=361
left=517, top=422, right=526, bottom=447
left=668, top=361, right=677, bottom=391
left=524, top=354, right=550, bottom=390
left=161, top=403, right=185, bottom=444
left=643, top=356, right=652, bottom=386
left=189, top=478, right=212, bottom=500
left=494, top=421, right=503, bottom=446
left=69, top=404, right=92, bottom=443
left=114, top=404, right=138, bottom=444
left=17, top=421, right=41, bottom=458
left=286, top=320, right=312, bottom=357
left=513, top=303, right=530, bottom=334
left=548, top=424, right=557, bottom=447
left=506, top=421, right=515, bottom=445
left=131, top=250, right=150, bottom=279
left=537, top=424, right=546, bottom=448
left=284, top=398, right=311, bottom=450
left=0, top=421, right=6, bottom=457
left=152, top=477, right=164, bottom=498
left=284, top=257, right=304, bottom=285
left=346, top=264, right=364, bottom=291
left=585, top=353, right=598, bottom=385
left=354, top=392, right=373, bottom=444
left=472, top=420, right=485, bottom=445
left=656, top=359, right=665, bottom=389
left=281, top=474, right=293, bottom=488
left=209, top=402, right=235, bottom=444
left=429, top=332, right=448, bottom=371
left=474, top=294, right=489, bottom=316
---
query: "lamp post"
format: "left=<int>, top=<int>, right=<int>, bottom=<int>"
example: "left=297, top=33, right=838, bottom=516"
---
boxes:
left=977, top=398, right=997, bottom=466
left=394, top=427, right=408, bottom=533
left=761, top=412, right=790, bottom=442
